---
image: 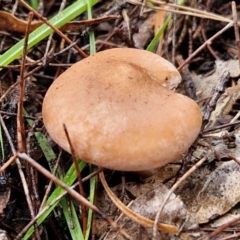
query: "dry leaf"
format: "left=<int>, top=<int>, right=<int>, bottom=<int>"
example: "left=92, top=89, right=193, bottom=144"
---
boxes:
left=185, top=160, right=240, bottom=224
left=0, top=11, right=119, bottom=33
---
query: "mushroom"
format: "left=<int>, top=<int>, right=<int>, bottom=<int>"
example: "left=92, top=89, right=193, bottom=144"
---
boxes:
left=42, top=48, right=202, bottom=171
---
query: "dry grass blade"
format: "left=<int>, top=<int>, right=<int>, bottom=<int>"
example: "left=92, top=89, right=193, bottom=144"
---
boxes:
left=126, top=0, right=240, bottom=25
left=63, top=124, right=87, bottom=236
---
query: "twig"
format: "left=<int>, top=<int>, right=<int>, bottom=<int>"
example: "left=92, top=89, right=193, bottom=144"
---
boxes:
left=228, top=154, right=240, bottom=166
left=171, top=0, right=177, bottom=64
left=203, top=120, right=240, bottom=133
left=0, top=110, right=36, bottom=119
left=201, top=27, right=219, bottom=60
left=0, top=154, right=17, bottom=173
left=206, top=215, right=240, bottom=240
left=39, top=151, right=62, bottom=210
left=127, top=0, right=231, bottom=23
left=63, top=124, right=87, bottom=236
left=42, top=0, right=66, bottom=66
left=18, top=11, right=33, bottom=153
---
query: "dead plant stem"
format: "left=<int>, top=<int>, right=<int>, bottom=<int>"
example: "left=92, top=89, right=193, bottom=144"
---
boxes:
left=63, top=124, right=88, bottom=236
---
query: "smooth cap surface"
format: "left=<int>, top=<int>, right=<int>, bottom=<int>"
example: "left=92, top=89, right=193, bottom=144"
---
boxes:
left=42, top=48, right=202, bottom=171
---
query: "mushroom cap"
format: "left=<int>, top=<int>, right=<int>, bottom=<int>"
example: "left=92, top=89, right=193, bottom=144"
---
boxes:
left=42, top=48, right=202, bottom=171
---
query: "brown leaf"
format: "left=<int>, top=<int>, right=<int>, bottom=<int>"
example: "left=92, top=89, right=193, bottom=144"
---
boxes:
left=0, top=11, right=119, bottom=33
left=184, top=160, right=240, bottom=224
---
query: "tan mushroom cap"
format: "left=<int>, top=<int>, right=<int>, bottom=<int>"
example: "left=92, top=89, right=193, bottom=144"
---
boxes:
left=42, top=48, right=202, bottom=171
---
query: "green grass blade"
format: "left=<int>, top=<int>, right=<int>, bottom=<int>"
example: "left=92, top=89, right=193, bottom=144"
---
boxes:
left=87, top=0, right=96, bottom=55
left=61, top=198, right=84, bottom=240
left=146, top=15, right=171, bottom=52
left=30, top=0, right=39, bottom=10
left=85, top=166, right=96, bottom=240
left=146, top=0, right=185, bottom=52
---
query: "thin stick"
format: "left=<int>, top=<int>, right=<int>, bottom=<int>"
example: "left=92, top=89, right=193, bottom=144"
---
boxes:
left=18, top=11, right=33, bottom=153
left=201, top=27, right=219, bottom=60
left=63, top=124, right=87, bottom=236
left=206, top=215, right=240, bottom=239
left=0, top=154, right=17, bottom=173
left=203, top=120, right=240, bottom=133
left=39, top=151, right=62, bottom=210
left=42, top=0, right=66, bottom=66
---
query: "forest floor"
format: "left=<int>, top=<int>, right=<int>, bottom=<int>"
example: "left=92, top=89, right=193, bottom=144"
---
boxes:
left=0, top=0, right=240, bottom=239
